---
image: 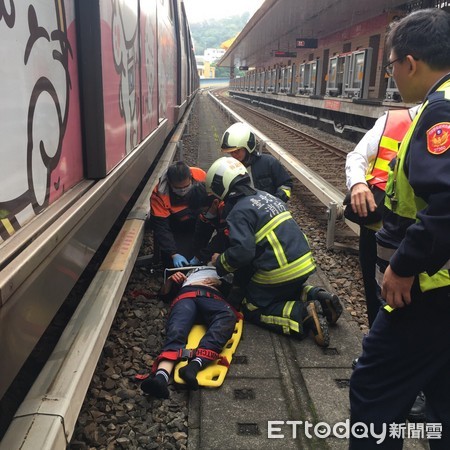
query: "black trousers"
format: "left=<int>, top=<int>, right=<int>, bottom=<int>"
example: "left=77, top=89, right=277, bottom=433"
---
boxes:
left=162, top=293, right=236, bottom=355
left=359, top=226, right=383, bottom=327
left=350, top=283, right=450, bottom=449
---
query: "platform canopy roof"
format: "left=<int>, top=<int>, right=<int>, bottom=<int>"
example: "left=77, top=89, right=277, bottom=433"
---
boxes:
left=217, top=0, right=415, bottom=69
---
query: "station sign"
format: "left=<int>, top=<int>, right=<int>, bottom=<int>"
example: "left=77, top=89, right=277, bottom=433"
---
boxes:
left=239, top=65, right=249, bottom=71
left=274, top=51, right=297, bottom=58
left=296, top=38, right=318, bottom=49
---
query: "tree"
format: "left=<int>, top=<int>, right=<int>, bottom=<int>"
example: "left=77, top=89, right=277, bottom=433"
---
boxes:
left=212, top=63, right=229, bottom=78
left=190, top=13, right=250, bottom=56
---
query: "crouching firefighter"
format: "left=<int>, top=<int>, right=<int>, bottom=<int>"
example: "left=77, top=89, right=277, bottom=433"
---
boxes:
left=140, top=266, right=240, bottom=398
left=206, top=157, right=343, bottom=347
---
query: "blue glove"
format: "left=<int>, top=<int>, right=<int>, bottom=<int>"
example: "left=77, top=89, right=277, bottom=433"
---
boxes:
left=172, top=253, right=189, bottom=268
left=189, top=256, right=201, bottom=265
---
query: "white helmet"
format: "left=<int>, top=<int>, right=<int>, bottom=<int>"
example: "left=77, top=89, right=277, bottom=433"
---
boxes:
left=221, top=122, right=257, bottom=153
left=206, top=157, right=249, bottom=200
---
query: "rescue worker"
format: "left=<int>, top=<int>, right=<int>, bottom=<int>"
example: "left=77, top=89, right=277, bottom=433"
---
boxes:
left=150, top=161, right=206, bottom=268
left=346, top=105, right=419, bottom=326
left=220, top=122, right=293, bottom=202
left=188, top=182, right=228, bottom=264
left=346, top=105, right=427, bottom=422
left=206, top=157, right=343, bottom=347
left=140, top=266, right=238, bottom=399
left=350, top=8, right=450, bottom=449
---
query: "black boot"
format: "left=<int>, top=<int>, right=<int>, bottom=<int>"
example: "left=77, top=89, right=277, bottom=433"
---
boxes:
left=179, top=359, right=203, bottom=390
left=315, top=290, right=343, bottom=324
left=408, top=392, right=426, bottom=422
left=141, top=369, right=170, bottom=398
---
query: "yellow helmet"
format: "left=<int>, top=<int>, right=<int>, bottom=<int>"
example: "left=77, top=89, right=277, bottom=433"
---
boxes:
left=206, top=157, right=249, bottom=200
left=221, top=122, right=257, bottom=153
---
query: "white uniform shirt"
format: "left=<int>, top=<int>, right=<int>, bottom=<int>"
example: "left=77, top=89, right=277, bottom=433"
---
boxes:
left=345, top=105, right=421, bottom=191
left=182, top=266, right=221, bottom=288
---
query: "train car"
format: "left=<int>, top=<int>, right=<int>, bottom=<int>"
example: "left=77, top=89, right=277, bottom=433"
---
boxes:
left=0, top=0, right=198, bottom=401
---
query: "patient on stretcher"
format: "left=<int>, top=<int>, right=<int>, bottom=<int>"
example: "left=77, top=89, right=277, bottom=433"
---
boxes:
left=140, top=266, right=238, bottom=398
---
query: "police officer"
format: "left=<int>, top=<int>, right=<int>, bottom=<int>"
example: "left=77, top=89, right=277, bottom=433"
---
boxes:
left=150, top=161, right=206, bottom=268
left=346, top=105, right=427, bottom=422
left=221, top=122, right=293, bottom=202
left=350, top=8, right=450, bottom=449
left=206, top=157, right=343, bottom=347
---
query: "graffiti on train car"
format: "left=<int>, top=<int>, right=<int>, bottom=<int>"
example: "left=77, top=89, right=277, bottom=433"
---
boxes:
left=158, top=0, right=176, bottom=126
left=0, top=0, right=83, bottom=243
left=141, top=1, right=158, bottom=138
left=100, top=0, right=139, bottom=170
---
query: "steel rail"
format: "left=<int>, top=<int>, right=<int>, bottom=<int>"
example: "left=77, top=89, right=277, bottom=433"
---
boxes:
left=209, top=91, right=360, bottom=248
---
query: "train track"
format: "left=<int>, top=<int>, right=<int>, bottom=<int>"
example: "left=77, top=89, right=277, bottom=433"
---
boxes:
left=2, top=91, right=366, bottom=450
left=211, top=89, right=359, bottom=249
left=216, top=91, right=349, bottom=194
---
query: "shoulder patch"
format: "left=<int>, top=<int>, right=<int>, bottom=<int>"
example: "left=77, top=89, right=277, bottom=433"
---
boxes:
left=426, top=122, right=450, bottom=155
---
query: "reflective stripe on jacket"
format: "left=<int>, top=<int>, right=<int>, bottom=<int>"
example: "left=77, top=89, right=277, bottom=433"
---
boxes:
left=366, top=109, right=412, bottom=191
left=216, top=190, right=316, bottom=285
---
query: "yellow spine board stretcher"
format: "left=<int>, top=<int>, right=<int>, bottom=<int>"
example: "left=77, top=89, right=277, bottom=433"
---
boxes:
left=174, top=318, right=243, bottom=387
left=164, top=267, right=243, bottom=388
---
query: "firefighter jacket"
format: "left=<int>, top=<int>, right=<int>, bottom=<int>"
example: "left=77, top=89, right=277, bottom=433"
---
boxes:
left=376, top=74, right=450, bottom=292
left=215, top=190, right=316, bottom=285
left=150, top=167, right=206, bottom=255
left=193, top=201, right=228, bottom=261
left=247, top=153, right=292, bottom=202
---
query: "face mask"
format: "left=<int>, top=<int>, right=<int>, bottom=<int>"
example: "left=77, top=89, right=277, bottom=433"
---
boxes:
left=171, top=184, right=192, bottom=197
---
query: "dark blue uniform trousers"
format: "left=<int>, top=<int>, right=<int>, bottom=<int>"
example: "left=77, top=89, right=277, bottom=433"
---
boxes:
left=350, top=283, right=450, bottom=449
left=359, top=226, right=383, bottom=327
left=162, top=291, right=237, bottom=355
left=242, top=277, right=321, bottom=339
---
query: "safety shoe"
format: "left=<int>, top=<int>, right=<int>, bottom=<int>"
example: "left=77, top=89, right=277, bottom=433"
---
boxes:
left=408, top=392, right=426, bottom=422
left=303, top=300, right=330, bottom=347
left=316, top=290, right=343, bottom=324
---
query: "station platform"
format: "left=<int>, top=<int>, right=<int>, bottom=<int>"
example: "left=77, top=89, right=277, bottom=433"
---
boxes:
left=186, top=268, right=363, bottom=450
left=186, top=92, right=429, bottom=450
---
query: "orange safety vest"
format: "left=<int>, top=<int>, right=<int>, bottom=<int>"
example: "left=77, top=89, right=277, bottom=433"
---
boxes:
left=151, top=167, right=206, bottom=219
left=366, top=109, right=412, bottom=191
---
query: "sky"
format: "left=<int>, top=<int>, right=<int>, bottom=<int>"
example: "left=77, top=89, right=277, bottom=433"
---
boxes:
left=183, top=0, right=265, bottom=24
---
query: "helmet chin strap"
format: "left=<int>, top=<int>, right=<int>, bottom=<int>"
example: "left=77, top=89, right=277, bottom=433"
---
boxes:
left=242, top=151, right=253, bottom=166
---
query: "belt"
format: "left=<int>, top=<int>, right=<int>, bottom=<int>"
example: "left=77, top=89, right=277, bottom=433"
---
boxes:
left=377, top=244, right=450, bottom=269
left=171, top=288, right=225, bottom=309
